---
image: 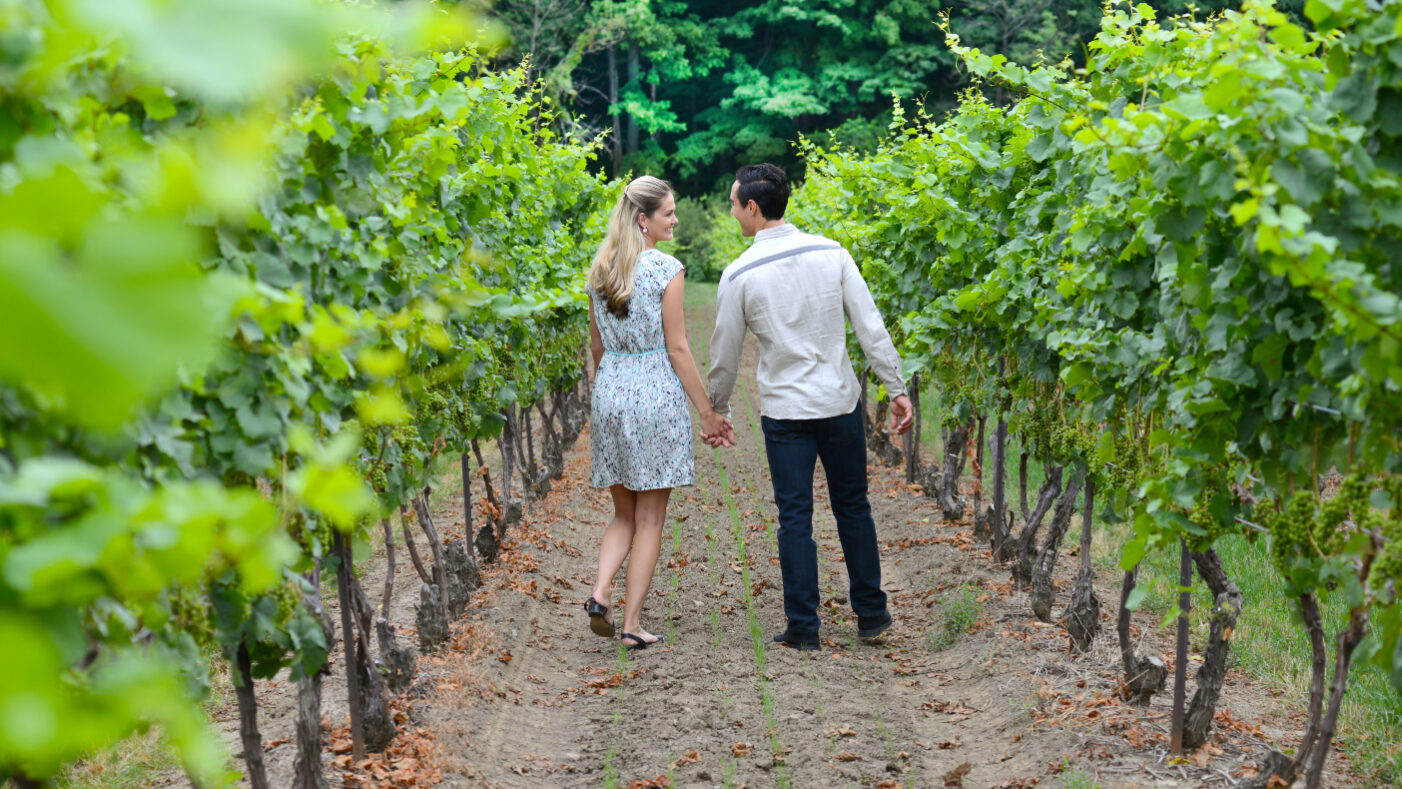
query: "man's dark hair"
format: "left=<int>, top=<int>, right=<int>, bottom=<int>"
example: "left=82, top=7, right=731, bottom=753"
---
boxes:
left=735, top=163, right=789, bottom=220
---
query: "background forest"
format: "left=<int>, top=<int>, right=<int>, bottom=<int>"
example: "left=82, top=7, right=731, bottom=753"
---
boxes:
left=477, top=0, right=1305, bottom=193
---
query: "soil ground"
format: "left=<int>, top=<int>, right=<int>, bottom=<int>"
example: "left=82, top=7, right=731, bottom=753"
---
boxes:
left=210, top=290, right=1363, bottom=789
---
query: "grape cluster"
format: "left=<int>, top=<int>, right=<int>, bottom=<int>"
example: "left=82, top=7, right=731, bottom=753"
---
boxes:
left=287, top=508, right=334, bottom=555
left=168, top=585, right=215, bottom=648
left=1103, top=433, right=1143, bottom=492
left=1266, top=489, right=1319, bottom=576
left=1050, top=421, right=1095, bottom=461
left=271, top=577, right=302, bottom=625
left=1186, top=490, right=1225, bottom=548
left=1017, top=405, right=1095, bottom=464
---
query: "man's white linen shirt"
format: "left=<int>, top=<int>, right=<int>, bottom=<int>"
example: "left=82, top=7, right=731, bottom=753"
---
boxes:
left=707, top=223, right=907, bottom=421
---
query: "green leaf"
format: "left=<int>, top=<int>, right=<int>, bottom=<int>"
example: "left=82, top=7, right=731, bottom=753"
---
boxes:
left=1124, top=586, right=1148, bottom=611
left=0, top=217, right=227, bottom=430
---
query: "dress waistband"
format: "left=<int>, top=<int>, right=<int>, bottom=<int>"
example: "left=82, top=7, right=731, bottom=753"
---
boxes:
left=605, top=347, right=667, bottom=357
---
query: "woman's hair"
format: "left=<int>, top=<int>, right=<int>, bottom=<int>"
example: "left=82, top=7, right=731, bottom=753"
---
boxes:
left=588, top=175, right=672, bottom=318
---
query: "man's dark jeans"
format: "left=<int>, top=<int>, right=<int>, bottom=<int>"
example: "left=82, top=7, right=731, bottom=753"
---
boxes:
left=761, top=403, right=887, bottom=635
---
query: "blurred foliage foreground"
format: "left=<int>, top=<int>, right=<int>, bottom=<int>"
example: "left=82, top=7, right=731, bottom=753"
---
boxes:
left=0, top=0, right=609, bottom=784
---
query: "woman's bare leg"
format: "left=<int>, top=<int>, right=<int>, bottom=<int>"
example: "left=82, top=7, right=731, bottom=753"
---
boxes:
left=621, top=488, right=672, bottom=644
left=592, top=485, right=637, bottom=611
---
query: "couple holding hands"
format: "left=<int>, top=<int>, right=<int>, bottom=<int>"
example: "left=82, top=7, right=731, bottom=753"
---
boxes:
left=582, top=164, right=913, bottom=651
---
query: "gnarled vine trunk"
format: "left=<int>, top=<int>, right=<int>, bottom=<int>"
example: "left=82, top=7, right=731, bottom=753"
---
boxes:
left=938, top=417, right=974, bottom=519
left=292, top=581, right=333, bottom=789
left=1063, top=478, right=1100, bottom=652
left=1029, top=475, right=1082, bottom=621
left=1182, top=548, right=1243, bottom=750
left=1007, top=466, right=1062, bottom=577
left=1118, top=565, right=1167, bottom=705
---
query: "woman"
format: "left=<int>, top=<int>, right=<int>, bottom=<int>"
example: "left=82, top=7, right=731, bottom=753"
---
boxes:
left=583, top=176, right=729, bottom=650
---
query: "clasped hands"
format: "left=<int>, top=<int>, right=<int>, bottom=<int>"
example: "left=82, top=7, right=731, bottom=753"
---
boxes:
left=699, top=409, right=735, bottom=448
left=700, top=394, right=910, bottom=448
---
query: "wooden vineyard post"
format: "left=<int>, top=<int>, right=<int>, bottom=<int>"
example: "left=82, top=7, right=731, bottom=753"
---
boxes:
left=380, top=518, right=395, bottom=615
left=1170, top=537, right=1191, bottom=755
left=333, top=530, right=366, bottom=761
left=990, top=414, right=1009, bottom=557
left=292, top=564, right=332, bottom=789
left=905, top=373, right=920, bottom=485
left=461, top=451, right=473, bottom=543
left=971, top=415, right=987, bottom=535
left=234, top=641, right=269, bottom=789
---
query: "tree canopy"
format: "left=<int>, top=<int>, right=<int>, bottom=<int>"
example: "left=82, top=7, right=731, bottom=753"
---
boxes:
left=480, top=0, right=1295, bottom=193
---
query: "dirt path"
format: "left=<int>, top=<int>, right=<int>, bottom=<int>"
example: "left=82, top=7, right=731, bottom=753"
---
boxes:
left=230, top=289, right=1360, bottom=788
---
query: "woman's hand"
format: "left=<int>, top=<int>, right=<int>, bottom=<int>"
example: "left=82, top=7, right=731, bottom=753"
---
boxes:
left=699, top=409, right=734, bottom=448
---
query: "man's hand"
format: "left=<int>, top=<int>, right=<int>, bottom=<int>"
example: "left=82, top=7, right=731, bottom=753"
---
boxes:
left=889, top=394, right=914, bottom=435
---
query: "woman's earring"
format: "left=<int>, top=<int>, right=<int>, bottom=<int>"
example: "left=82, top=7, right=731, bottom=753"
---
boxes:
left=641, top=225, right=649, bottom=235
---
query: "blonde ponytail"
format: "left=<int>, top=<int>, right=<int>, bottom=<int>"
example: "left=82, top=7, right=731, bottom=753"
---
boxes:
left=588, top=175, right=672, bottom=318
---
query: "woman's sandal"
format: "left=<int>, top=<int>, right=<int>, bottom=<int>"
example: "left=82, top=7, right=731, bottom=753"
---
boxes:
left=585, top=597, right=615, bottom=638
left=620, top=632, right=657, bottom=651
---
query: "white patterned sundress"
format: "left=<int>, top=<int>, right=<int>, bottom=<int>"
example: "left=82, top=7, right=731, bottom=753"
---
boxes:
left=590, top=249, right=696, bottom=491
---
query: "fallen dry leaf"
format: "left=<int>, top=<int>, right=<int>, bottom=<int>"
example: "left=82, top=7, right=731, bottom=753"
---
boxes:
left=944, top=762, right=972, bottom=787
left=670, top=749, right=701, bottom=768
left=731, top=742, right=754, bottom=757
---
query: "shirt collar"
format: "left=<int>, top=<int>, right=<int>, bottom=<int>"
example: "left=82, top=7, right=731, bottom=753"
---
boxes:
left=754, top=223, right=798, bottom=242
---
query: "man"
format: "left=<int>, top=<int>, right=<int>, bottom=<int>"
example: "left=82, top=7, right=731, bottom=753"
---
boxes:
left=707, top=163, right=913, bottom=651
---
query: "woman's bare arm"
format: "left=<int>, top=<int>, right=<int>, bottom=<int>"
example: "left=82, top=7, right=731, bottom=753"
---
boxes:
left=588, top=298, right=605, bottom=370
left=661, top=272, right=730, bottom=443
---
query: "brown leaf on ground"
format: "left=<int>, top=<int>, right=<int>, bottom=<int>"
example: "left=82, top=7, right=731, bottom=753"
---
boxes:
left=833, top=752, right=862, bottom=762
left=731, top=742, right=754, bottom=757
left=1215, top=708, right=1267, bottom=738
left=670, top=749, right=701, bottom=768
left=627, top=776, right=671, bottom=789
left=937, top=740, right=964, bottom=749
left=943, top=762, right=972, bottom=786
left=826, top=725, right=857, bottom=738
left=1190, top=743, right=1225, bottom=768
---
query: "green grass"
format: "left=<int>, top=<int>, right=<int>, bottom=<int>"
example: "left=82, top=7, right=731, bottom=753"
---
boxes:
left=1060, top=762, right=1101, bottom=789
left=56, top=730, right=185, bottom=789
left=927, top=582, right=984, bottom=652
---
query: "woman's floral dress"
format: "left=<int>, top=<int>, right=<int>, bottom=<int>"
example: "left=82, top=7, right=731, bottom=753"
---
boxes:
left=590, top=249, right=695, bottom=491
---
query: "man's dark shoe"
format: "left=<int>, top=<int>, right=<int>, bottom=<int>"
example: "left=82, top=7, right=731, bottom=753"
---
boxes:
left=857, top=611, right=892, bottom=641
left=771, top=628, right=821, bottom=651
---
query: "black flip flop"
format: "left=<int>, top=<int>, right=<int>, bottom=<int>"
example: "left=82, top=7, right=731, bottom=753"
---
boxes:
left=620, top=632, right=655, bottom=651
left=585, top=597, right=615, bottom=638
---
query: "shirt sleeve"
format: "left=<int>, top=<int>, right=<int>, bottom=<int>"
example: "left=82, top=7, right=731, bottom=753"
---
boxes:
left=841, top=251, right=907, bottom=399
left=707, top=273, right=745, bottom=417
